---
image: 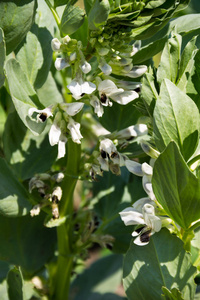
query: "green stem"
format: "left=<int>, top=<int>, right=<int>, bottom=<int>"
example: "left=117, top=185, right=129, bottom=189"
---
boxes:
left=187, top=154, right=200, bottom=169
left=45, top=0, right=61, bottom=28
left=51, top=139, right=81, bottom=300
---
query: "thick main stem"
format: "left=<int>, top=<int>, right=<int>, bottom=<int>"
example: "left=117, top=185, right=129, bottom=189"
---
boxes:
left=51, top=139, right=81, bottom=300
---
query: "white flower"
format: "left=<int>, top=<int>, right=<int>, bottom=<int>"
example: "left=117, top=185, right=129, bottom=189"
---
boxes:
left=131, top=40, right=141, bottom=56
left=126, top=65, right=147, bottom=78
left=98, top=79, right=138, bottom=106
left=70, top=52, right=77, bottom=61
left=67, top=78, right=96, bottom=100
left=119, top=200, right=162, bottom=246
left=59, top=102, right=84, bottom=116
left=115, top=124, right=148, bottom=140
left=67, top=117, right=83, bottom=144
left=49, top=113, right=68, bottom=159
left=55, top=58, right=70, bottom=71
left=51, top=38, right=61, bottom=51
left=81, top=61, right=91, bottom=74
left=100, top=138, right=118, bottom=157
left=28, top=106, right=53, bottom=123
left=90, top=96, right=104, bottom=117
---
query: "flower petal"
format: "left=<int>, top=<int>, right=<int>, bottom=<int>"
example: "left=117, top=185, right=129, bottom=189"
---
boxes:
left=60, top=102, right=84, bottom=116
left=125, top=160, right=143, bottom=176
left=55, top=58, right=70, bottom=71
left=127, top=65, right=147, bottom=78
left=119, top=207, right=145, bottom=226
left=110, top=90, right=139, bottom=105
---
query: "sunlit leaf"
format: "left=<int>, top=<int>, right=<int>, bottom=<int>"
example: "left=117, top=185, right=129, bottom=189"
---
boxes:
left=123, top=229, right=196, bottom=300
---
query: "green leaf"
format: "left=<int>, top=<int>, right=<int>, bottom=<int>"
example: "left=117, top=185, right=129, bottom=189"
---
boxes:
left=193, top=49, right=200, bottom=96
left=99, top=102, right=141, bottom=132
left=157, top=33, right=182, bottom=85
left=0, top=157, right=31, bottom=217
left=0, top=28, right=5, bottom=88
left=7, top=266, right=24, bottom=300
left=162, top=287, right=184, bottom=300
left=36, top=72, right=63, bottom=107
left=0, top=213, right=56, bottom=275
left=16, top=31, right=43, bottom=86
left=3, top=111, right=57, bottom=181
left=153, top=79, right=199, bottom=161
left=123, top=229, right=196, bottom=300
left=84, top=0, right=94, bottom=15
left=177, top=37, right=197, bottom=92
left=152, top=142, right=200, bottom=229
left=88, top=0, right=110, bottom=30
left=170, top=14, right=200, bottom=37
left=70, top=254, right=123, bottom=300
left=5, top=58, right=46, bottom=135
left=0, top=0, right=37, bottom=54
left=61, top=5, right=85, bottom=36
left=141, top=69, right=159, bottom=116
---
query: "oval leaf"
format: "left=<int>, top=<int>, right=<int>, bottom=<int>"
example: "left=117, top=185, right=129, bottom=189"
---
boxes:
left=153, top=79, right=199, bottom=161
left=5, top=58, right=46, bottom=135
left=0, top=0, right=37, bottom=54
left=0, top=158, right=31, bottom=217
left=7, top=267, right=24, bottom=300
left=61, top=5, right=85, bottom=35
left=123, top=228, right=196, bottom=300
left=152, top=142, right=200, bottom=229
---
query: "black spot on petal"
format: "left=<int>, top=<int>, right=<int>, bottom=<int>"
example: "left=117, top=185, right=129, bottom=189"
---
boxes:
left=39, top=113, right=47, bottom=122
left=140, top=229, right=151, bottom=243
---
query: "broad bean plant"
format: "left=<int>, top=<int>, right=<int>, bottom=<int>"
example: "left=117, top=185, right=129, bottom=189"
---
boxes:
left=1, top=0, right=200, bottom=299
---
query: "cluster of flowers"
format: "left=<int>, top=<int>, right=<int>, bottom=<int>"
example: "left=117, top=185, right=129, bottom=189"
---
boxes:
left=28, top=35, right=147, bottom=160
left=29, top=172, right=64, bottom=219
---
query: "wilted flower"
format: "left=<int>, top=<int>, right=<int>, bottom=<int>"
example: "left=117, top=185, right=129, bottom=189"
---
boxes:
left=119, top=198, right=162, bottom=246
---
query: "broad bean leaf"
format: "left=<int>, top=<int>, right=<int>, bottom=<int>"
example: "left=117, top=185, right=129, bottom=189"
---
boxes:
left=3, top=111, right=57, bottom=181
left=36, top=72, right=63, bottom=107
left=5, top=58, right=46, bottom=135
left=16, top=31, right=43, bottom=87
left=123, top=229, right=196, bottom=300
left=153, top=79, right=199, bottom=161
left=0, top=28, right=5, bottom=88
left=193, top=49, right=200, bottom=96
left=54, top=0, right=72, bottom=6
left=157, top=33, right=182, bottom=85
left=177, top=36, right=197, bottom=92
left=84, top=0, right=94, bottom=15
left=0, top=213, right=56, bottom=275
left=0, top=0, right=37, bottom=54
left=133, top=13, right=200, bottom=64
left=61, top=5, right=85, bottom=36
left=162, top=287, right=185, bottom=300
left=141, top=69, right=159, bottom=116
left=152, top=142, right=200, bottom=229
left=0, top=157, right=31, bottom=217
left=7, top=267, right=24, bottom=300
left=99, top=102, right=141, bottom=132
left=88, top=0, right=110, bottom=30
left=70, top=254, right=123, bottom=300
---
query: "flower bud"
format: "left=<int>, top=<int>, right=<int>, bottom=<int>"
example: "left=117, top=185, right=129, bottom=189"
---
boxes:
left=55, top=58, right=70, bottom=71
left=51, top=38, right=61, bottom=51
